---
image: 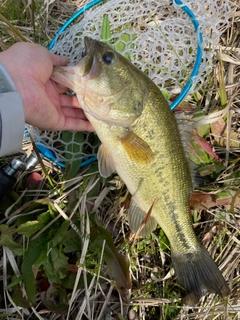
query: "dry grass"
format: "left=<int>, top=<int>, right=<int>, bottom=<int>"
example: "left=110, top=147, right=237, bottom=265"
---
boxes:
left=0, top=1, right=240, bottom=319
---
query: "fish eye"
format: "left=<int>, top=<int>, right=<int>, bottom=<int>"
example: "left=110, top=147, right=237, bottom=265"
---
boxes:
left=102, top=51, right=116, bottom=65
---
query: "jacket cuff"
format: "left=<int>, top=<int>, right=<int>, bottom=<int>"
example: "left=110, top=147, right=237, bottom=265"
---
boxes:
left=0, top=63, right=17, bottom=93
left=0, top=64, right=25, bottom=156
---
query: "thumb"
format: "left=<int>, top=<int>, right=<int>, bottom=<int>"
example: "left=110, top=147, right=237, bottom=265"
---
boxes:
left=50, top=52, right=69, bottom=66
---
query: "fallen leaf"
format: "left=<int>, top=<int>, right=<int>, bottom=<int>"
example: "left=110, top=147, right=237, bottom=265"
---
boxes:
left=41, top=284, right=68, bottom=314
left=190, top=189, right=240, bottom=210
left=210, top=118, right=240, bottom=148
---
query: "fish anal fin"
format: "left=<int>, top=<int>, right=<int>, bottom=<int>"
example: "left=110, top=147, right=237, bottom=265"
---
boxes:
left=120, top=131, right=154, bottom=164
left=128, top=199, right=158, bottom=237
left=171, top=245, right=230, bottom=305
left=97, top=144, right=116, bottom=178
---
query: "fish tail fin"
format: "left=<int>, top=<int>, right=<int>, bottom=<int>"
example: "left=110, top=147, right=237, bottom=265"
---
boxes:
left=171, top=245, right=230, bottom=305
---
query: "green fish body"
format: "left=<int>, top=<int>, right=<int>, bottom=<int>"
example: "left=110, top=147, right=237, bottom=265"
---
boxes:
left=51, top=37, right=230, bottom=304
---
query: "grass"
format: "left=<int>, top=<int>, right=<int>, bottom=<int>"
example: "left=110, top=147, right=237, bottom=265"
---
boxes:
left=0, top=0, right=240, bottom=319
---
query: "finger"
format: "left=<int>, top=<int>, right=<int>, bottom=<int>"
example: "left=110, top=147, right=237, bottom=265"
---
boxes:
left=60, top=117, right=94, bottom=132
left=52, top=81, right=69, bottom=94
left=59, top=94, right=81, bottom=108
left=50, top=52, right=69, bottom=66
left=61, top=105, right=88, bottom=121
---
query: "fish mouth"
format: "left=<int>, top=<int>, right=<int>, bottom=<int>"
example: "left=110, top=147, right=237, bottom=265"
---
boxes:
left=84, top=36, right=104, bottom=54
left=84, top=36, right=92, bottom=53
left=51, top=37, right=101, bottom=90
left=51, top=65, right=78, bottom=92
left=79, top=38, right=102, bottom=79
left=81, top=37, right=92, bottom=58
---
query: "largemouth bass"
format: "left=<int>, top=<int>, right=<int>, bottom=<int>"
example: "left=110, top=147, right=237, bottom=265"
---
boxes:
left=51, top=37, right=230, bottom=305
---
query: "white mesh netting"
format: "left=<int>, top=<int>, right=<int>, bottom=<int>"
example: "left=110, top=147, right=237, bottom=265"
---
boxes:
left=25, top=0, right=231, bottom=163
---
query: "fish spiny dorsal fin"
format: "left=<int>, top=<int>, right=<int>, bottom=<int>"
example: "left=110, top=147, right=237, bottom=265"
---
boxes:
left=128, top=199, right=158, bottom=237
left=120, top=130, right=154, bottom=164
left=97, top=144, right=116, bottom=178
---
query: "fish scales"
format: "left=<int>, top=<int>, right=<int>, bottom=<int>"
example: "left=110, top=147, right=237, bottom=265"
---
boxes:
left=51, top=37, right=230, bottom=305
left=89, top=78, right=199, bottom=253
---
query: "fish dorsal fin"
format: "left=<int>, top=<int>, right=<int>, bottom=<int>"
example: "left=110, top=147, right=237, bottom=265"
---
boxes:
left=97, top=144, right=116, bottom=178
left=188, top=160, right=209, bottom=189
left=128, top=199, right=158, bottom=237
left=175, top=113, right=208, bottom=188
left=175, top=112, right=193, bottom=158
left=120, top=130, right=154, bottom=164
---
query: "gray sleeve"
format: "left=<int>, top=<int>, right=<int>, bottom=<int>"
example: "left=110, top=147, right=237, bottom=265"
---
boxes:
left=0, top=64, right=25, bottom=157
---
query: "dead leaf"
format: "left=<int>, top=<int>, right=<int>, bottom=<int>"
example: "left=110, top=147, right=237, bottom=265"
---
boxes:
left=210, top=118, right=240, bottom=148
left=190, top=189, right=240, bottom=210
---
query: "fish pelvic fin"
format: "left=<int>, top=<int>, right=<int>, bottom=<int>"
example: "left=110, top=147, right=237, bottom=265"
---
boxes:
left=171, top=245, right=230, bottom=305
left=98, top=144, right=116, bottom=178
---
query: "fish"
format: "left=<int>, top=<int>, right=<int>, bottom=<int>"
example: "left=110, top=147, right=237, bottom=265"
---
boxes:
left=51, top=37, right=230, bottom=305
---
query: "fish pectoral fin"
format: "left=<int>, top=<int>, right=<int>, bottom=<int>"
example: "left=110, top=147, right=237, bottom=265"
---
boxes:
left=97, top=144, right=116, bottom=178
left=120, top=131, right=154, bottom=163
left=128, top=199, right=158, bottom=237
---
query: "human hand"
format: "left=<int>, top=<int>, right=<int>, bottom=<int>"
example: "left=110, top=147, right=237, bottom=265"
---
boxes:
left=0, top=42, right=94, bottom=132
